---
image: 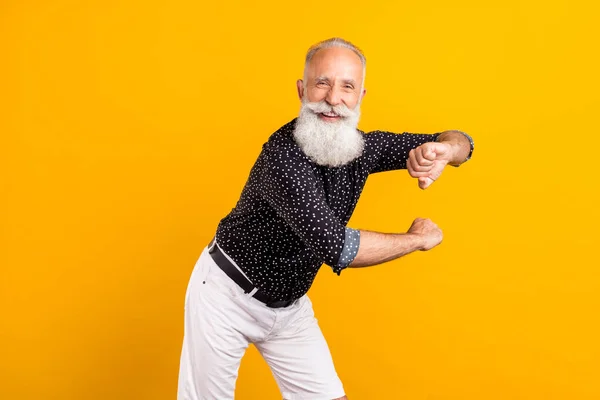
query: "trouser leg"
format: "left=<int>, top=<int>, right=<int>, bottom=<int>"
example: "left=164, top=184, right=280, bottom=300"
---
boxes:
left=177, top=251, right=250, bottom=400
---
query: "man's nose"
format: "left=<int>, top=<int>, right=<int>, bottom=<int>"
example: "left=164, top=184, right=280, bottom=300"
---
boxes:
left=325, top=86, right=342, bottom=106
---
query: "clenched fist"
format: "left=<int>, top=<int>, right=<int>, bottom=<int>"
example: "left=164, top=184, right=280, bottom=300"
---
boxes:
left=407, top=142, right=453, bottom=189
left=407, top=218, right=443, bottom=251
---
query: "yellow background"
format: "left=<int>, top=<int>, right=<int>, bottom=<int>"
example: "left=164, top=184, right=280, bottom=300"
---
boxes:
left=1, top=0, right=599, bottom=398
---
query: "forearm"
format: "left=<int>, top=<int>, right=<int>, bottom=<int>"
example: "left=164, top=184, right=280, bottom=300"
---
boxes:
left=436, top=130, right=472, bottom=166
left=348, top=230, right=423, bottom=268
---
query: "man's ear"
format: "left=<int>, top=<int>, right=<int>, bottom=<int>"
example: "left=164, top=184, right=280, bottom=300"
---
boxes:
left=296, top=79, right=304, bottom=101
left=361, top=88, right=367, bottom=101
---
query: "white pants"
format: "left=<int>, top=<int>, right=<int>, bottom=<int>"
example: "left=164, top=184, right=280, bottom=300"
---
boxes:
left=177, top=246, right=346, bottom=400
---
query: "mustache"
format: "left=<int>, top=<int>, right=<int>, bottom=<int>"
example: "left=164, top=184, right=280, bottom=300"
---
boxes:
left=303, top=100, right=355, bottom=118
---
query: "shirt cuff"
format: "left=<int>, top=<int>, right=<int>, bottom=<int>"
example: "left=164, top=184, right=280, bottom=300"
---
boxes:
left=332, top=227, right=360, bottom=275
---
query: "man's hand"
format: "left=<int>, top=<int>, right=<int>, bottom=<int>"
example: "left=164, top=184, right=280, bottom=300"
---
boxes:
left=407, top=217, right=443, bottom=251
left=348, top=218, right=443, bottom=268
left=407, top=142, right=453, bottom=189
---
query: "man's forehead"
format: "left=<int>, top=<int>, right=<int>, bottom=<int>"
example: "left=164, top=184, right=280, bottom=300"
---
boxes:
left=306, top=47, right=364, bottom=79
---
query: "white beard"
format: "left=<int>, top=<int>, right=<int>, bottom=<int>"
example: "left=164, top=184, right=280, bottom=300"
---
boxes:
left=293, top=100, right=364, bottom=167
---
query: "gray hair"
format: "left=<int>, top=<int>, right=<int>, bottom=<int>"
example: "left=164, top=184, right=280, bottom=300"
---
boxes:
left=303, top=37, right=366, bottom=89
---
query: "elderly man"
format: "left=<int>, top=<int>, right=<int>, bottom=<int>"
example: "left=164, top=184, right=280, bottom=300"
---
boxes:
left=177, top=38, right=474, bottom=399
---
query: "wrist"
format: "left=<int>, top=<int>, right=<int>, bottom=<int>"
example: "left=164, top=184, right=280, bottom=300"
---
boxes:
left=404, top=232, right=426, bottom=251
left=448, top=141, right=465, bottom=166
left=436, top=130, right=474, bottom=166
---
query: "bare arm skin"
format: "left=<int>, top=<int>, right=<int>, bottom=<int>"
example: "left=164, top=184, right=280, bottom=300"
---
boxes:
left=436, top=130, right=472, bottom=166
left=348, top=218, right=442, bottom=268
left=347, top=130, right=471, bottom=268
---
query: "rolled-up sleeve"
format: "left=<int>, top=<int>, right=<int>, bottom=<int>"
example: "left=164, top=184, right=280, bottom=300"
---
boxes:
left=259, top=146, right=348, bottom=267
left=331, top=227, right=360, bottom=275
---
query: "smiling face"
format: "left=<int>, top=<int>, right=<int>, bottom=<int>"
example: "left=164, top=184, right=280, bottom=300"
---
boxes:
left=292, top=45, right=367, bottom=167
left=297, top=46, right=366, bottom=120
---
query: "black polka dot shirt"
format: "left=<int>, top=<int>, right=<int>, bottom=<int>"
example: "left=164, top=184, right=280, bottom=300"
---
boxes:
left=215, top=118, right=440, bottom=301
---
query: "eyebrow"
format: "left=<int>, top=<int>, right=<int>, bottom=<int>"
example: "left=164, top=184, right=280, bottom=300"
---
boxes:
left=314, top=77, right=357, bottom=86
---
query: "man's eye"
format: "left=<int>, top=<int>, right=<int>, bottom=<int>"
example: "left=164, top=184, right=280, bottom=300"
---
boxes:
left=344, top=85, right=354, bottom=89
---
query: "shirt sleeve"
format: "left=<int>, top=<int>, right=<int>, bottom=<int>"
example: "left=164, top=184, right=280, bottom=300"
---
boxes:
left=259, top=145, right=351, bottom=269
left=366, top=131, right=441, bottom=173
left=332, top=227, right=360, bottom=275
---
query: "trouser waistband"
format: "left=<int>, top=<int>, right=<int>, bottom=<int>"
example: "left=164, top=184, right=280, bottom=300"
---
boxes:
left=207, top=238, right=296, bottom=308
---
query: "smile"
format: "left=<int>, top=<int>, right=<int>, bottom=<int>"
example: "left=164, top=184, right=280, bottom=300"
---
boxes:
left=319, top=112, right=341, bottom=121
